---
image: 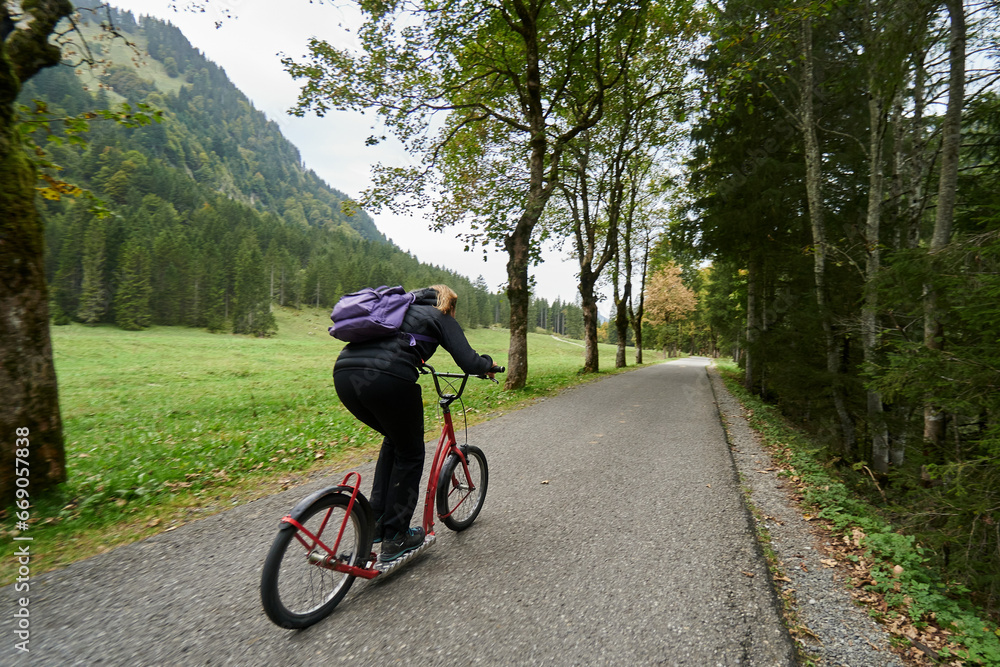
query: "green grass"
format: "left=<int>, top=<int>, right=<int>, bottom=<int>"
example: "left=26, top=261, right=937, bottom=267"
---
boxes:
left=3, top=307, right=657, bottom=581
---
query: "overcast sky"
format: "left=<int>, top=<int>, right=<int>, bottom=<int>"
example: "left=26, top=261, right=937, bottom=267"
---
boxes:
left=108, top=0, right=587, bottom=306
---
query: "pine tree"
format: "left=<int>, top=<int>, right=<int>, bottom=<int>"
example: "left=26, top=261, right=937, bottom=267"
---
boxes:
left=76, top=220, right=108, bottom=325
left=49, top=205, right=87, bottom=324
left=232, top=235, right=276, bottom=336
left=184, top=247, right=208, bottom=327
left=114, top=241, right=153, bottom=330
left=204, top=247, right=229, bottom=333
left=151, top=230, right=189, bottom=325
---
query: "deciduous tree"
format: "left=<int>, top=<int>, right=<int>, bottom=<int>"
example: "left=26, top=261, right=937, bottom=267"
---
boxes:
left=1, top=0, right=75, bottom=504
left=643, top=261, right=696, bottom=349
left=283, top=0, right=651, bottom=389
left=922, top=0, right=966, bottom=454
left=552, top=14, right=688, bottom=372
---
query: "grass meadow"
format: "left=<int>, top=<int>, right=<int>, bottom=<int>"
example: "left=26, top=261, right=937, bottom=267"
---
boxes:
left=3, top=307, right=658, bottom=581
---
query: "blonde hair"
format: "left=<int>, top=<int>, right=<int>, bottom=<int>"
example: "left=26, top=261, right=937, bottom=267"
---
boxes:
left=430, top=284, right=458, bottom=316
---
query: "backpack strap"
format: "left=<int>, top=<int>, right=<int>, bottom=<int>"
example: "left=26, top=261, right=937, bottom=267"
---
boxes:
left=400, top=332, right=437, bottom=347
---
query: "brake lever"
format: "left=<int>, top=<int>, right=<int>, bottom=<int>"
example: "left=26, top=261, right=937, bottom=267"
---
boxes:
left=477, top=365, right=505, bottom=384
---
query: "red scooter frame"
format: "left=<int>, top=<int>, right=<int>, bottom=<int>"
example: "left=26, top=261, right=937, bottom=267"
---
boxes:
left=277, top=365, right=495, bottom=582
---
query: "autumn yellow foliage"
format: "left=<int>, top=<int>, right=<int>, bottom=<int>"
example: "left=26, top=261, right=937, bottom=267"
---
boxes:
left=644, top=261, right=697, bottom=325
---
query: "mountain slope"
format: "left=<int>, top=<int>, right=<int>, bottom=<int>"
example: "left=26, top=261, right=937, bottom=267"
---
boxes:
left=22, top=4, right=502, bottom=333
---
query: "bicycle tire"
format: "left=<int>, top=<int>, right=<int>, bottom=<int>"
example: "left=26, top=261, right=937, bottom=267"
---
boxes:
left=260, top=493, right=370, bottom=629
left=436, top=445, right=488, bottom=531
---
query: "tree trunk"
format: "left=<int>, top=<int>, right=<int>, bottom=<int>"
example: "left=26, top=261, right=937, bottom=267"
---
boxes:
left=0, top=125, right=68, bottom=504
left=579, top=275, right=600, bottom=373
left=923, top=0, right=965, bottom=452
left=616, top=184, right=636, bottom=368
left=504, top=216, right=534, bottom=390
left=1, top=0, right=74, bottom=504
left=894, top=49, right=926, bottom=252
left=745, top=254, right=762, bottom=393
left=864, top=85, right=890, bottom=474
left=564, top=134, right=622, bottom=375
left=612, top=256, right=627, bottom=368
left=800, top=16, right=855, bottom=456
left=504, top=7, right=546, bottom=391
left=628, top=230, right=650, bottom=365
left=614, top=282, right=629, bottom=368
left=890, top=405, right=909, bottom=468
left=632, top=312, right=643, bottom=364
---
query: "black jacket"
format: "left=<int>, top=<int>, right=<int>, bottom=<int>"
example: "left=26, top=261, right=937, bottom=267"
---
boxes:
left=333, top=288, right=494, bottom=383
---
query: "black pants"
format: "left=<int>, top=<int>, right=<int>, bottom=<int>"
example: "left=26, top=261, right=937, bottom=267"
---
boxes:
left=333, top=370, right=424, bottom=538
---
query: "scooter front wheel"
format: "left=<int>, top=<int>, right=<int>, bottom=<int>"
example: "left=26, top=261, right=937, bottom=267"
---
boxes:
left=436, top=445, right=488, bottom=531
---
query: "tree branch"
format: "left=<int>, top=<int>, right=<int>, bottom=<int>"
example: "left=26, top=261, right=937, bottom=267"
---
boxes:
left=6, top=0, right=73, bottom=84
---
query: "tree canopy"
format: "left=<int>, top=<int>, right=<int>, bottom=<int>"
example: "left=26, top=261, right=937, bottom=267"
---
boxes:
left=283, top=0, right=688, bottom=388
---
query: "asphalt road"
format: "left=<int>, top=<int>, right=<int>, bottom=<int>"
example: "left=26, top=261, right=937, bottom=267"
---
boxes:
left=4, top=359, right=795, bottom=666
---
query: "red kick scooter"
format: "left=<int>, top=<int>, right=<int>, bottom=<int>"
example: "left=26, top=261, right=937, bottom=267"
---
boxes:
left=260, top=364, right=502, bottom=629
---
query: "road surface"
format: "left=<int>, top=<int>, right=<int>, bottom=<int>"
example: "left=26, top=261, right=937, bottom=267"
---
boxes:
left=4, top=358, right=795, bottom=666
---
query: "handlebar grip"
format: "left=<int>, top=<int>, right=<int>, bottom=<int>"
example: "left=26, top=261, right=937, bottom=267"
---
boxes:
left=476, top=366, right=505, bottom=382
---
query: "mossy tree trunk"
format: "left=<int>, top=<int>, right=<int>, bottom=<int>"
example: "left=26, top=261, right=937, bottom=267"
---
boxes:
left=1, top=0, right=74, bottom=505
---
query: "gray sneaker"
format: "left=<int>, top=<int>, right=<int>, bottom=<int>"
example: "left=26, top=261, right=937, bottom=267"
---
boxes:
left=379, top=527, right=425, bottom=562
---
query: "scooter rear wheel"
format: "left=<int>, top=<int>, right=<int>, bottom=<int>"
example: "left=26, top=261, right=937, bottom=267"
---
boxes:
left=260, top=493, right=370, bottom=628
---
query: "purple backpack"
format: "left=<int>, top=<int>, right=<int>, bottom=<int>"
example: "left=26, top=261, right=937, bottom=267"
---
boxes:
left=329, top=286, right=437, bottom=346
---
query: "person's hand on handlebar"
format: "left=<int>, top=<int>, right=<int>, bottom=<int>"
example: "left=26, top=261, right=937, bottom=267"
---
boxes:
left=484, top=365, right=505, bottom=381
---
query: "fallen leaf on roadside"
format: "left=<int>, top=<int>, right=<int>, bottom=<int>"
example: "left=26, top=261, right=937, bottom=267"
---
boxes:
left=821, top=558, right=837, bottom=568
left=541, top=480, right=550, bottom=484
left=741, top=570, right=756, bottom=578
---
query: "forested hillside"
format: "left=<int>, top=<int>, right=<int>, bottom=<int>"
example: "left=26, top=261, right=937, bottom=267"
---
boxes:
left=21, top=5, right=505, bottom=334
